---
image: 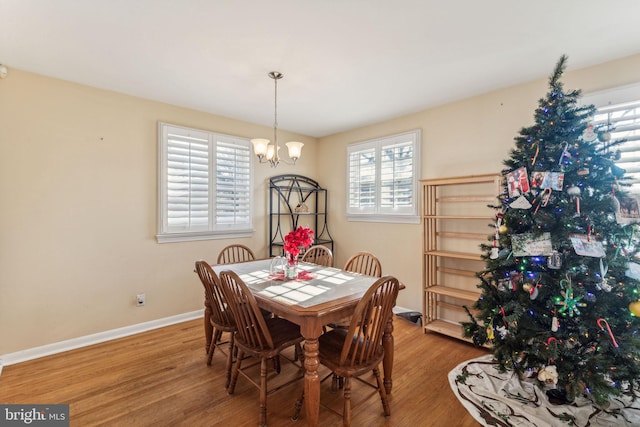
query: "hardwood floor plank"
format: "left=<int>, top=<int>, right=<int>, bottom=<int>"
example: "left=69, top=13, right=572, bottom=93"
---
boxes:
left=0, top=317, right=487, bottom=426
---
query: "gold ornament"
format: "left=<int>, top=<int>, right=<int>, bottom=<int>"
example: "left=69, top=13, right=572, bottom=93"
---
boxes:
left=499, top=224, right=508, bottom=234
left=486, top=326, right=495, bottom=340
left=522, top=283, right=532, bottom=292
left=629, top=301, right=640, bottom=316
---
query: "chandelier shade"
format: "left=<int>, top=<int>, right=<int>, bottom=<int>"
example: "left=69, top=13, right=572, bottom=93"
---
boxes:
left=251, top=71, right=303, bottom=167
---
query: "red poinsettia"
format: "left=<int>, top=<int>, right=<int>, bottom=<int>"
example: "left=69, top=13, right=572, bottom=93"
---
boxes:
left=283, top=226, right=314, bottom=263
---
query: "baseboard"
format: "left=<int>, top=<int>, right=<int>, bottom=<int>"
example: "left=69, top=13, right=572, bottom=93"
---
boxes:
left=0, top=306, right=414, bottom=373
left=393, top=305, right=414, bottom=314
left=0, top=310, right=204, bottom=370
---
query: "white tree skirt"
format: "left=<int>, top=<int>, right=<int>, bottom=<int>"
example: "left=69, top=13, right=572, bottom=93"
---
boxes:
left=448, top=355, right=640, bottom=427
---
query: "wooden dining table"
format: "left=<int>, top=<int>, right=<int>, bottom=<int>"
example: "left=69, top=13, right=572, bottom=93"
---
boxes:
left=212, top=259, right=399, bottom=427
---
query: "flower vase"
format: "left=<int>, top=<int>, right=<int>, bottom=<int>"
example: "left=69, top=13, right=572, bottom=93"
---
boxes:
left=285, top=252, right=298, bottom=279
left=285, top=263, right=298, bottom=279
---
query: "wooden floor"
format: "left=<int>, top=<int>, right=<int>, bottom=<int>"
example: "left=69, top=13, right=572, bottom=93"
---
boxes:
left=0, top=317, right=487, bottom=426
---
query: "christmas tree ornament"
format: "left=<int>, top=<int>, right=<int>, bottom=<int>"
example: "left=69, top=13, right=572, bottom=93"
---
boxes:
left=629, top=301, right=640, bottom=316
left=548, top=250, right=562, bottom=269
left=510, top=195, right=532, bottom=209
left=486, top=325, right=495, bottom=340
left=530, top=285, right=539, bottom=300
left=596, top=259, right=612, bottom=292
left=597, top=318, right=619, bottom=348
left=537, top=365, right=559, bottom=385
left=582, top=125, right=597, bottom=142
left=598, top=131, right=611, bottom=142
left=496, top=325, right=508, bottom=339
left=506, top=167, right=531, bottom=197
left=490, top=246, right=499, bottom=259
left=567, top=185, right=581, bottom=196
left=551, top=315, right=559, bottom=332
left=567, top=186, right=581, bottom=216
left=556, top=277, right=586, bottom=317
left=558, top=142, right=573, bottom=166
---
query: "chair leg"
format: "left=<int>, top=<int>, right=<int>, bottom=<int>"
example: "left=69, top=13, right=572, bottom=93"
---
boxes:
left=373, top=366, right=391, bottom=417
left=295, top=343, right=304, bottom=364
left=228, top=350, right=244, bottom=395
left=204, top=308, right=213, bottom=354
left=260, top=358, right=268, bottom=427
left=207, top=329, right=222, bottom=366
left=292, top=387, right=304, bottom=421
left=206, top=337, right=215, bottom=366
left=272, top=356, right=281, bottom=373
left=224, top=333, right=235, bottom=389
left=331, top=374, right=339, bottom=393
left=343, top=376, right=352, bottom=427
left=291, top=387, right=304, bottom=421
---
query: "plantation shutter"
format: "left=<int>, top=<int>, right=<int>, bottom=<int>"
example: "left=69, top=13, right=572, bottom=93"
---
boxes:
left=348, top=144, right=376, bottom=213
left=215, top=135, right=251, bottom=227
left=380, top=139, right=414, bottom=212
left=346, top=129, right=420, bottom=222
left=592, top=100, right=640, bottom=193
left=158, top=123, right=253, bottom=242
left=166, top=128, right=210, bottom=231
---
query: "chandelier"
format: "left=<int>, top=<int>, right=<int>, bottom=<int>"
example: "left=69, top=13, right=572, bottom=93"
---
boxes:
left=251, top=71, right=303, bottom=167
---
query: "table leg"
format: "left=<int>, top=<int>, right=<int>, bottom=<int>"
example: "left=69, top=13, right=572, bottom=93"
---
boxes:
left=303, top=338, right=320, bottom=427
left=382, top=315, right=394, bottom=394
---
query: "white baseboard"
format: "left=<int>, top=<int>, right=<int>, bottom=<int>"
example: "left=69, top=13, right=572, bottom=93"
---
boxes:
left=0, top=310, right=204, bottom=370
left=393, top=305, right=415, bottom=314
left=0, top=306, right=416, bottom=374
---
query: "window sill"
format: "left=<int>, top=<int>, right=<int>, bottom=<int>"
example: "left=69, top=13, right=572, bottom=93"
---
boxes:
left=346, top=214, right=420, bottom=224
left=156, top=229, right=254, bottom=243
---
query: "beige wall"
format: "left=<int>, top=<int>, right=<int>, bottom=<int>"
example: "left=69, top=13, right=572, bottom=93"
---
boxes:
left=318, top=54, right=640, bottom=312
left=2, top=54, right=639, bottom=355
left=0, top=70, right=317, bottom=354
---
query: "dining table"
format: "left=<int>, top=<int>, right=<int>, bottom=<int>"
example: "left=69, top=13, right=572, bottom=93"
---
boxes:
left=212, top=258, right=399, bottom=427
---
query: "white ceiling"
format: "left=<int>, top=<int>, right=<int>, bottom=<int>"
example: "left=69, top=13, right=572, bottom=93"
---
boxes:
left=2, top=0, right=640, bottom=137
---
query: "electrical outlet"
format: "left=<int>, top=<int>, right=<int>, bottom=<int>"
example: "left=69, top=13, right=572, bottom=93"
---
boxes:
left=136, top=293, right=146, bottom=307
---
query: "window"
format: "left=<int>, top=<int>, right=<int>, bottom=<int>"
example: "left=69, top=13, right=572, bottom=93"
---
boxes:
left=347, top=129, right=421, bottom=223
left=582, top=83, right=640, bottom=194
left=157, top=122, right=253, bottom=242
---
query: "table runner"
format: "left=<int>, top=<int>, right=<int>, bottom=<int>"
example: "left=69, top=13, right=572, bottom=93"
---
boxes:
left=448, top=354, right=640, bottom=426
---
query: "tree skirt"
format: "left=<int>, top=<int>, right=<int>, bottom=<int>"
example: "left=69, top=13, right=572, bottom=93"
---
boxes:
left=448, top=355, right=640, bottom=426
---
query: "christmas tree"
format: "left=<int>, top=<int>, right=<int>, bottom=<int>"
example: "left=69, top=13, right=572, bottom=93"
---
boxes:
left=463, top=55, right=640, bottom=405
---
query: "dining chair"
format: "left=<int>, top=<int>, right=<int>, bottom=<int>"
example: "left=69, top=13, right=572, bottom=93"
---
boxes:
left=217, top=243, right=256, bottom=264
left=292, top=275, right=400, bottom=426
left=194, top=260, right=236, bottom=389
left=328, top=251, right=383, bottom=334
left=218, top=270, right=305, bottom=427
left=301, top=245, right=333, bottom=267
left=343, top=251, right=382, bottom=278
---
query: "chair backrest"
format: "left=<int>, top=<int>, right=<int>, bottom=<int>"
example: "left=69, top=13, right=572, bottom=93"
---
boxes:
left=343, top=251, right=382, bottom=277
left=301, top=245, right=333, bottom=267
left=195, top=261, right=235, bottom=328
left=217, top=244, right=256, bottom=264
left=218, top=270, right=274, bottom=351
left=340, top=276, right=399, bottom=367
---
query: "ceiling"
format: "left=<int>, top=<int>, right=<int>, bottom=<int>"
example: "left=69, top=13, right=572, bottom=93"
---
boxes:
left=2, top=1, right=640, bottom=138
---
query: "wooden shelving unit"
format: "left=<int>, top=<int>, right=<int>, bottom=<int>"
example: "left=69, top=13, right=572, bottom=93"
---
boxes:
left=421, top=174, right=502, bottom=343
